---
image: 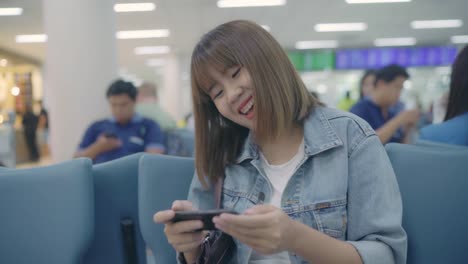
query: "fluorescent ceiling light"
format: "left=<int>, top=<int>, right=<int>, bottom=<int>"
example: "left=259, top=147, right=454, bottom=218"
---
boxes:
left=135, top=46, right=170, bottom=55
left=374, top=37, right=416, bottom=46
left=451, top=35, right=468, bottom=44
left=346, top=0, right=410, bottom=3
left=114, top=3, right=156, bottom=12
left=116, top=29, right=170, bottom=39
left=411, top=19, right=463, bottom=29
left=261, top=25, right=271, bottom=31
left=295, top=40, right=338, bottom=49
left=217, top=0, right=286, bottom=8
left=15, top=34, right=47, bottom=43
left=0, top=8, right=23, bottom=16
left=146, top=59, right=166, bottom=67
left=315, top=23, right=367, bottom=32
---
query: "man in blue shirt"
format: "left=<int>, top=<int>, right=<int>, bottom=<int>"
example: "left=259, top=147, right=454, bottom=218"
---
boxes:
left=74, top=79, right=165, bottom=164
left=350, top=64, right=419, bottom=144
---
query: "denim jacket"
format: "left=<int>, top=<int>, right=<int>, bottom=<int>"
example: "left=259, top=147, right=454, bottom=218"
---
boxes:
left=187, top=106, right=407, bottom=264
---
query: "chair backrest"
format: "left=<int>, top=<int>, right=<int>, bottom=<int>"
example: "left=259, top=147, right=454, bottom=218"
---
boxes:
left=0, top=158, right=94, bottom=264
left=138, top=154, right=195, bottom=264
left=414, top=139, right=468, bottom=150
left=165, top=129, right=195, bottom=157
left=385, top=143, right=468, bottom=264
left=84, top=153, right=146, bottom=264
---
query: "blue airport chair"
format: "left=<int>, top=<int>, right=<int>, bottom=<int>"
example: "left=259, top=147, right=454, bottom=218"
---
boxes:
left=138, top=154, right=195, bottom=264
left=165, top=129, right=195, bottom=157
left=83, top=153, right=147, bottom=264
left=385, top=143, right=468, bottom=264
left=0, top=158, right=94, bottom=264
left=414, top=139, right=467, bottom=150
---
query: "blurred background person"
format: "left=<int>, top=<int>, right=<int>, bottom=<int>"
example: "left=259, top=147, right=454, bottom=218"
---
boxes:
left=359, top=69, right=405, bottom=116
left=337, top=90, right=356, bottom=111
left=37, top=100, right=49, bottom=158
left=359, top=69, right=376, bottom=100
left=431, top=91, right=450, bottom=124
left=351, top=64, right=420, bottom=144
left=22, top=105, right=40, bottom=162
left=136, top=82, right=177, bottom=131
left=74, top=79, right=165, bottom=164
left=419, top=45, right=468, bottom=146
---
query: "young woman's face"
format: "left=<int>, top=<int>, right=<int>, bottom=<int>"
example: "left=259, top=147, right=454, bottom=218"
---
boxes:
left=206, top=65, right=255, bottom=130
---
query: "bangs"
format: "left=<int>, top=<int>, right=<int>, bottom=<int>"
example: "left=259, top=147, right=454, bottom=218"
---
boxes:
left=191, top=36, right=240, bottom=102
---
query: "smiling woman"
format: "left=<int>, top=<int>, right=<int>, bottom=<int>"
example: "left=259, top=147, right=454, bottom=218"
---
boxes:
left=154, top=20, right=407, bottom=264
left=191, top=20, right=315, bottom=183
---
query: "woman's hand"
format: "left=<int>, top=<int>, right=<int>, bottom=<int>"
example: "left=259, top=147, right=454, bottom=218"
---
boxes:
left=213, top=204, right=294, bottom=255
left=153, top=200, right=205, bottom=261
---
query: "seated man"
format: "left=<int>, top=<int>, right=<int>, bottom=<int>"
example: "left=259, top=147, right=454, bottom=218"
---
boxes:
left=74, top=79, right=165, bottom=164
left=136, top=82, right=177, bottom=131
left=350, top=64, right=419, bottom=144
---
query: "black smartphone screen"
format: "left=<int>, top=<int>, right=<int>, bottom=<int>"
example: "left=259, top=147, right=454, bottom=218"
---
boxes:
left=103, top=132, right=118, bottom=138
left=172, top=209, right=238, bottom=230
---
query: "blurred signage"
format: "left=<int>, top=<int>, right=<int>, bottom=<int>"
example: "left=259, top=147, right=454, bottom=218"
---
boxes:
left=335, top=46, right=458, bottom=69
left=288, top=50, right=335, bottom=71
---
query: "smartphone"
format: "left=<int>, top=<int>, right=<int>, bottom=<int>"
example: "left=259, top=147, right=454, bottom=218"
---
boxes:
left=103, top=132, right=118, bottom=139
left=172, top=209, right=238, bottom=230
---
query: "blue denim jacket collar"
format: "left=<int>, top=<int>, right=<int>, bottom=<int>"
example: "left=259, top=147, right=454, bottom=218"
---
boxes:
left=235, top=107, right=343, bottom=164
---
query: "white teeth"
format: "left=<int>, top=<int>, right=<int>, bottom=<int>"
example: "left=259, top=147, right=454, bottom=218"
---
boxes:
left=240, top=99, right=254, bottom=114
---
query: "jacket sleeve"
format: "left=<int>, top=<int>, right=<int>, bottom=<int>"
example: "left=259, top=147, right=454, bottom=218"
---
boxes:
left=346, top=135, right=407, bottom=264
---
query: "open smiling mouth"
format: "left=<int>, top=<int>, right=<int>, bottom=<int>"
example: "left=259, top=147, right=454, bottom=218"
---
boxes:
left=238, top=96, right=255, bottom=119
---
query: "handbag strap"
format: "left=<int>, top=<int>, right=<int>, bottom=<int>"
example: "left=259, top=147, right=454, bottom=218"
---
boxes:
left=214, top=177, right=224, bottom=209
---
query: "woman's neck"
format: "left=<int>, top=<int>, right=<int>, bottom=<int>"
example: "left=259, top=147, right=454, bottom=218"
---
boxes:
left=256, top=125, right=304, bottom=165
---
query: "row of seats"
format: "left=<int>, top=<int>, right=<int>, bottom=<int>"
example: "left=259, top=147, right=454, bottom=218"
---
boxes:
left=0, top=141, right=466, bottom=264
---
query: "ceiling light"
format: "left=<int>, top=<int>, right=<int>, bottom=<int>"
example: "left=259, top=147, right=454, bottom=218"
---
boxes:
left=116, top=29, right=170, bottom=39
left=114, top=3, right=156, bottom=12
left=0, top=8, right=23, bottom=16
left=146, top=59, right=166, bottom=67
left=295, top=40, right=338, bottom=49
left=346, top=0, right=411, bottom=3
left=374, top=37, right=416, bottom=46
left=451, top=35, right=468, bottom=44
left=217, top=0, right=286, bottom=8
left=0, top=59, right=7, bottom=67
left=134, top=46, right=170, bottom=55
left=411, top=19, right=463, bottom=29
left=315, top=23, right=367, bottom=32
left=15, top=34, right=47, bottom=43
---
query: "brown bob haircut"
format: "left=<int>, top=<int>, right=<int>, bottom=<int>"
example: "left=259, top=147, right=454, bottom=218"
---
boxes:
left=191, top=20, right=319, bottom=186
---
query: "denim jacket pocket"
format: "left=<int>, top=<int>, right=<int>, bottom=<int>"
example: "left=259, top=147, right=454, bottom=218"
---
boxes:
left=222, top=188, right=256, bottom=213
left=286, top=198, right=347, bottom=241
left=314, top=198, right=347, bottom=240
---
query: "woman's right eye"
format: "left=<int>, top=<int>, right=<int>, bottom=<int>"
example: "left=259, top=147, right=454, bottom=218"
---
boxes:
left=232, top=67, right=241, bottom=78
left=213, top=90, right=223, bottom=99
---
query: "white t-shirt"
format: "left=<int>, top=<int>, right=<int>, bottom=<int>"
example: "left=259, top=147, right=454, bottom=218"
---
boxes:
left=249, top=139, right=305, bottom=264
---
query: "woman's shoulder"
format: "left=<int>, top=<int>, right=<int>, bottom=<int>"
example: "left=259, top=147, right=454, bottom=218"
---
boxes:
left=303, top=106, right=378, bottom=157
left=420, top=113, right=468, bottom=143
left=308, top=106, right=376, bottom=138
